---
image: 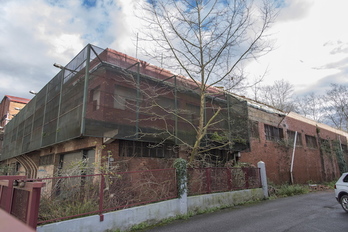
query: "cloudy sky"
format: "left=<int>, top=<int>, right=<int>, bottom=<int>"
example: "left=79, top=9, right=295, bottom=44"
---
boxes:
left=0, top=0, right=347, bottom=100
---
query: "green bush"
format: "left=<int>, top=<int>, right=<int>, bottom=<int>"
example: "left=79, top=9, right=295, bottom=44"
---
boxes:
left=275, top=184, right=309, bottom=197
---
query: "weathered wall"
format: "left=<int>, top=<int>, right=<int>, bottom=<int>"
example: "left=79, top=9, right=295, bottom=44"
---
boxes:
left=240, top=108, right=346, bottom=184
left=37, top=188, right=264, bottom=232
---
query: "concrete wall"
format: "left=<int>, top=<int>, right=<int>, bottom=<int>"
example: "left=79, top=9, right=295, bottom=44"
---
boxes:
left=37, top=188, right=263, bottom=232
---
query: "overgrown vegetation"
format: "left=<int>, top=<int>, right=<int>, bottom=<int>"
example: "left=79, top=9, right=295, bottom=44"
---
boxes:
left=271, top=184, right=310, bottom=198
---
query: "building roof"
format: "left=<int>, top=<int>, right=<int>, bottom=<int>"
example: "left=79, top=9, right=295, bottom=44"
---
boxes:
left=287, top=112, right=348, bottom=138
left=4, top=95, right=30, bottom=104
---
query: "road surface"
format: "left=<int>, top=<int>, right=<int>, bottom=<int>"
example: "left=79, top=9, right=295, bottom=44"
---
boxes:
left=143, top=190, right=348, bottom=232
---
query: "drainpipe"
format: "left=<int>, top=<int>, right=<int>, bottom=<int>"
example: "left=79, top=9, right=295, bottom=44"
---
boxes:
left=290, top=131, right=297, bottom=184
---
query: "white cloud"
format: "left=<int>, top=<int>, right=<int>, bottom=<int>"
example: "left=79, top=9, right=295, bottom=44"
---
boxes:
left=0, top=0, right=347, bottom=99
left=245, top=0, right=348, bottom=96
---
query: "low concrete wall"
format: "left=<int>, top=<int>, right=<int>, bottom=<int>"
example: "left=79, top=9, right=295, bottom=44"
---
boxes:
left=37, top=188, right=263, bottom=232
left=188, top=188, right=264, bottom=212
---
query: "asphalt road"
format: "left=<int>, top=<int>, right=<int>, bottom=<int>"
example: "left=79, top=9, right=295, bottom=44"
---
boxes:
left=143, top=190, right=348, bottom=232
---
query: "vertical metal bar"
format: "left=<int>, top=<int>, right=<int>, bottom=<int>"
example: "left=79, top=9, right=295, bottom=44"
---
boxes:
left=174, top=76, right=178, bottom=145
left=26, top=184, right=44, bottom=229
left=99, top=175, right=105, bottom=221
left=135, top=63, right=140, bottom=139
left=226, top=94, right=232, bottom=151
left=80, top=44, right=91, bottom=136
left=40, top=86, right=49, bottom=147
left=227, top=168, right=232, bottom=191
left=55, top=71, right=64, bottom=143
left=206, top=168, right=211, bottom=193
left=243, top=168, right=249, bottom=189
left=204, top=96, right=207, bottom=146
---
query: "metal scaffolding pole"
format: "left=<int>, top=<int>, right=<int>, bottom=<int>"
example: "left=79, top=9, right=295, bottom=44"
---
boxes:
left=80, top=44, right=91, bottom=136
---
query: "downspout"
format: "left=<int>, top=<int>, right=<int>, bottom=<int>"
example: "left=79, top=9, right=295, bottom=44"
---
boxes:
left=290, top=131, right=297, bottom=184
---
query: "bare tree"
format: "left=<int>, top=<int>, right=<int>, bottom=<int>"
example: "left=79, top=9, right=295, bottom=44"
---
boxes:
left=324, top=84, right=348, bottom=131
left=257, top=79, right=295, bottom=112
left=137, top=0, right=277, bottom=161
left=294, top=92, right=325, bottom=123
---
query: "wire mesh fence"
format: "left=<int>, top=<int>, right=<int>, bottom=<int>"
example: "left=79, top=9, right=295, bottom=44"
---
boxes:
left=36, top=168, right=177, bottom=224
left=3, top=166, right=262, bottom=225
left=187, top=167, right=261, bottom=196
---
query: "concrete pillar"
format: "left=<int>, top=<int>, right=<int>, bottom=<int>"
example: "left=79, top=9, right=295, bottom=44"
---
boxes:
left=258, top=161, right=269, bottom=198
left=175, top=158, right=188, bottom=215
left=178, top=179, right=187, bottom=215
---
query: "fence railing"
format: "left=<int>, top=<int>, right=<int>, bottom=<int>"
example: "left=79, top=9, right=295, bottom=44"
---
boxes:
left=0, top=175, right=45, bottom=229
left=36, top=168, right=177, bottom=224
left=187, top=167, right=261, bottom=196
left=1, top=166, right=262, bottom=226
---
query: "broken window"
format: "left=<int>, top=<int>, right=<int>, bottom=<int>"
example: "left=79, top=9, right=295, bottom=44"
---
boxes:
left=287, top=130, right=302, bottom=146
left=305, top=135, right=318, bottom=149
left=264, top=124, right=283, bottom=142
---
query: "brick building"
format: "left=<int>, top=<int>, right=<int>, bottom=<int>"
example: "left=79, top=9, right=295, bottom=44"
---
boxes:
left=0, top=95, right=30, bottom=174
left=0, top=95, right=30, bottom=128
left=0, top=44, right=347, bottom=184
left=0, top=44, right=248, bottom=179
left=239, top=99, right=348, bottom=184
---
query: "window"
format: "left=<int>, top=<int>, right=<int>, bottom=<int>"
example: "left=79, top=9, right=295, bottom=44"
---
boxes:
left=90, top=86, right=100, bottom=111
left=305, top=135, right=318, bottom=149
left=39, top=154, right=54, bottom=166
left=119, top=140, right=177, bottom=158
left=249, top=120, right=259, bottom=138
left=113, top=85, right=140, bottom=110
left=264, top=124, right=283, bottom=141
left=287, top=130, right=302, bottom=146
left=343, top=174, right=348, bottom=183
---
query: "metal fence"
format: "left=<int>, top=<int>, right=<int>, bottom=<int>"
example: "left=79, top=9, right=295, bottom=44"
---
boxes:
left=36, top=168, right=177, bottom=224
left=187, top=167, right=261, bottom=196
left=1, top=166, right=261, bottom=226
left=0, top=175, right=45, bottom=229
left=1, top=44, right=249, bottom=161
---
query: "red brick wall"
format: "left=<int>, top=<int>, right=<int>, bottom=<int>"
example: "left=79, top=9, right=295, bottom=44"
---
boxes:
left=240, top=108, right=344, bottom=184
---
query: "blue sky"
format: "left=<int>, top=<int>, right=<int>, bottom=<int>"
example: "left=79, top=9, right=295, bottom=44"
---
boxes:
left=0, top=0, right=347, bottom=100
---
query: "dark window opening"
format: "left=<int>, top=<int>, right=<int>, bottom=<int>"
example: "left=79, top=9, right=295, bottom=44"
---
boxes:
left=119, top=140, right=177, bottom=158
left=264, top=124, right=283, bottom=142
left=287, top=130, right=302, bottom=146
left=39, top=154, right=54, bottom=166
left=305, top=135, right=318, bottom=149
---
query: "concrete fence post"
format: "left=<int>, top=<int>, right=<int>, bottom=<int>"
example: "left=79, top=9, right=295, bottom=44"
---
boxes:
left=257, top=161, right=269, bottom=198
left=174, top=158, right=188, bottom=215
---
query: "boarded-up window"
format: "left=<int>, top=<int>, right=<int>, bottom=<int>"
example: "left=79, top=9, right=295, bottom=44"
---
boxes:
left=287, top=130, right=302, bottom=146
left=305, top=135, right=318, bottom=149
left=119, top=140, right=177, bottom=158
left=249, top=120, right=259, bottom=138
left=264, top=124, right=283, bottom=141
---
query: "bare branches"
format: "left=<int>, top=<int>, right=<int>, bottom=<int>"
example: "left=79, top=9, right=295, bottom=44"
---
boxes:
left=136, top=0, right=276, bottom=162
